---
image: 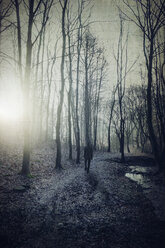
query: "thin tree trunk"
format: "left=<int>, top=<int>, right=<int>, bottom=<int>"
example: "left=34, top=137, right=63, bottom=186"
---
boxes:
left=107, top=120, right=111, bottom=152
left=75, top=37, right=81, bottom=163
left=84, top=37, right=90, bottom=146
left=146, top=39, right=161, bottom=169
left=45, top=85, right=51, bottom=140
left=55, top=0, right=68, bottom=169
left=67, top=30, right=73, bottom=160
left=107, top=97, right=116, bottom=152
left=39, top=26, right=46, bottom=142
left=93, top=61, right=104, bottom=150
left=14, top=0, right=22, bottom=80
left=21, top=0, right=34, bottom=175
left=68, top=92, right=72, bottom=159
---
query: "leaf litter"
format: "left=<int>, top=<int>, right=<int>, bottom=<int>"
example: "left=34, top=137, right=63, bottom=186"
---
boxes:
left=0, top=144, right=165, bottom=248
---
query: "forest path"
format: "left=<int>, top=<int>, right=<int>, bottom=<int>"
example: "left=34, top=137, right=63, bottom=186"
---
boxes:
left=29, top=152, right=164, bottom=248
left=0, top=151, right=165, bottom=248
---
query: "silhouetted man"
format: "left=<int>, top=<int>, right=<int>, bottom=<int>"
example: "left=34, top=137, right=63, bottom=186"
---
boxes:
left=84, top=143, right=93, bottom=173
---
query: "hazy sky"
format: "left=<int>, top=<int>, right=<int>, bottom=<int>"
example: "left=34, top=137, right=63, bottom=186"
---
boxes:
left=0, top=0, right=144, bottom=95
left=0, top=0, right=146, bottom=131
left=90, top=0, right=143, bottom=89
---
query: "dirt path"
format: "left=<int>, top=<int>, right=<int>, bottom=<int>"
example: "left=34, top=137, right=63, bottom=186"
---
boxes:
left=0, top=150, right=165, bottom=248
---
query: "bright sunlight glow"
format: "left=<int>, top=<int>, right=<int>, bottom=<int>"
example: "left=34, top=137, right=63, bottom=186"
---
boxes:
left=0, top=93, right=23, bottom=123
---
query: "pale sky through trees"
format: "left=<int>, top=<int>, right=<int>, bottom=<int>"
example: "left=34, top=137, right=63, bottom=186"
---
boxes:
left=0, top=0, right=152, bottom=133
left=1, top=0, right=142, bottom=87
left=90, top=0, right=143, bottom=88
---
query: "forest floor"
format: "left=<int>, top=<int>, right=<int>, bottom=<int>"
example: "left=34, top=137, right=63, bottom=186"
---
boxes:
left=0, top=143, right=165, bottom=248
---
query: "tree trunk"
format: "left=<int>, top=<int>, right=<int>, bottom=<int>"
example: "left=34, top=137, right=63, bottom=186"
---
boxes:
left=107, top=121, right=111, bottom=152
left=45, top=86, right=51, bottom=141
left=55, top=0, right=68, bottom=169
left=127, top=135, right=130, bottom=153
left=146, top=40, right=161, bottom=170
left=67, top=30, right=73, bottom=160
left=39, top=26, right=46, bottom=143
left=84, top=37, right=90, bottom=146
left=21, top=0, right=34, bottom=175
left=93, top=118, right=97, bottom=151
left=75, top=34, right=81, bottom=163
left=120, top=119, right=125, bottom=162
left=68, top=92, right=72, bottom=159
left=15, top=0, right=22, bottom=80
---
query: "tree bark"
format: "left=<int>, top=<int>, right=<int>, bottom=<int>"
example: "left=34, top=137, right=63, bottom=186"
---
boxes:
left=67, top=28, right=73, bottom=160
left=84, top=36, right=90, bottom=146
left=21, top=0, right=34, bottom=175
left=146, top=39, right=161, bottom=168
left=55, top=0, right=68, bottom=169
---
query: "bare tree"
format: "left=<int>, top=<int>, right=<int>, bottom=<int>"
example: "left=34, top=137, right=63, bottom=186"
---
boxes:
left=114, top=13, right=128, bottom=162
left=123, top=0, right=165, bottom=171
left=107, top=85, right=118, bottom=152
left=45, top=38, right=58, bottom=141
left=22, top=0, right=46, bottom=175
left=66, top=0, right=75, bottom=160
left=55, top=0, right=68, bottom=169
left=126, top=84, right=149, bottom=152
left=83, top=31, right=96, bottom=147
left=73, top=0, right=93, bottom=163
left=0, top=0, right=13, bottom=35
left=13, top=0, right=54, bottom=175
left=152, top=31, right=165, bottom=159
left=13, top=0, right=22, bottom=80
left=32, top=0, right=54, bottom=143
left=124, top=92, right=136, bottom=153
left=75, top=0, right=84, bottom=163
left=93, top=52, right=107, bottom=151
